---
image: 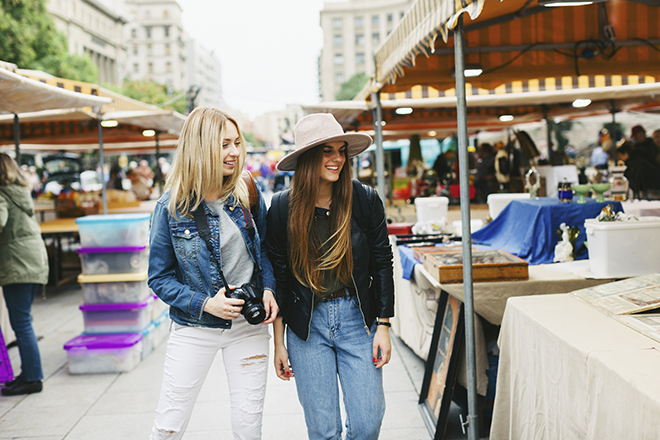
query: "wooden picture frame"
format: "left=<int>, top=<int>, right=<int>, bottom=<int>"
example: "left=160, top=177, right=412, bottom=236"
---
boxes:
left=419, top=291, right=465, bottom=440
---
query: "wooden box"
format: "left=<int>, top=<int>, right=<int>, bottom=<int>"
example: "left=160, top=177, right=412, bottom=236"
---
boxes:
left=422, top=249, right=528, bottom=284
left=412, top=245, right=466, bottom=263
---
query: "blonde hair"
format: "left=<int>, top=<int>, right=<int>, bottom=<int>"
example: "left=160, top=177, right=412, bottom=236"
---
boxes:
left=0, top=153, right=29, bottom=187
left=165, top=107, right=249, bottom=218
left=288, top=147, right=353, bottom=293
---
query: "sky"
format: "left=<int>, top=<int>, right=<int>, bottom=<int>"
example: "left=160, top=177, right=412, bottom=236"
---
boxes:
left=178, top=0, right=326, bottom=119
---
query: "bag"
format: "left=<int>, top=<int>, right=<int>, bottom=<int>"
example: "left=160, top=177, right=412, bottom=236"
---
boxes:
left=241, top=169, right=259, bottom=219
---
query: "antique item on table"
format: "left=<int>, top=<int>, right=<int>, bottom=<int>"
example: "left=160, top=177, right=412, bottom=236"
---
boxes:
left=572, top=184, right=591, bottom=204
left=557, top=178, right=573, bottom=203
left=608, top=166, right=629, bottom=201
left=596, top=204, right=617, bottom=222
left=554, top=222, right=579, bottom=262
left=422, top=249, right=529, bottom=284
left=419, top=290, right=464, bottom=440
left=411, top=245, right=472, bottom=263
left=525, top=166, right=541, bottom=199
left=591, top=182, right=610, bottom=203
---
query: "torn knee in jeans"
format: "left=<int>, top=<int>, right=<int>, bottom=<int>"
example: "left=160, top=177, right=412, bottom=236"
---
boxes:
left=152, top=428, right=176, bottom=439
left=239, top=353, right=268, bottom=427
left=240, top=353, right=267, bottom=367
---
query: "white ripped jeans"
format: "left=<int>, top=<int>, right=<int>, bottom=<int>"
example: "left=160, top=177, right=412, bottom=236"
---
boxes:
left=150, top=317, right=270, bottom=440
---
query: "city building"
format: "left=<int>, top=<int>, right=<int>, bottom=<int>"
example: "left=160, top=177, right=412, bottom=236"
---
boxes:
left=185, top=37, right=224, bottom=110
left=318, top=0, right=414, bottom=102
left=122, top=0, right=187, bottom=92
left=253, top=105, right=305, bottom=149
left=46, top=0, right=129, bottom=84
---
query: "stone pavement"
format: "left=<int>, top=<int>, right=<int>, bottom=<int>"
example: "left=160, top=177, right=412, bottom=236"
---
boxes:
left=0, top=284, right=475, bottom=440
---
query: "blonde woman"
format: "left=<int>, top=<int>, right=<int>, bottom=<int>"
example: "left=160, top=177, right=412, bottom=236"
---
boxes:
left=148, top=107, right=278, bottom=440
left=266, top=113, right=395, bottom=440
left=0, top=153, right=48, bottom=396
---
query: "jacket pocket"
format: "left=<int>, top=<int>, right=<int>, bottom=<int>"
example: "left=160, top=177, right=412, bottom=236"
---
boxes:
left=170, top=223, right=201, bottom=259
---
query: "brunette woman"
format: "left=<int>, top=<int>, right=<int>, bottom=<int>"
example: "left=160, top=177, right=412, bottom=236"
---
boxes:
left=266, top=113, right=395, bottom=440
left=148, top=107, right=278, bottom=440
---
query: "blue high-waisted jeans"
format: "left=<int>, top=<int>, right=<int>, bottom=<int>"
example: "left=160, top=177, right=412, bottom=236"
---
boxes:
left=287, top=294, right=385, bottom=440
left=3, top=283, right=43, bottom=382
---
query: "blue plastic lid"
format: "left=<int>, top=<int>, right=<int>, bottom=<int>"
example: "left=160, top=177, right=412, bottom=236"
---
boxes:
left=75, top=213, right=151, bottom=224
left=64, top=333, right=142, bottom=350
left=77, top=245, right=148, bottom=254
left=79, top=295, right=153, bottom=312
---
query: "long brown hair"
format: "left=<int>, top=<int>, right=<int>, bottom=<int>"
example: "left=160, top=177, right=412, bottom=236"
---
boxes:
left=0, top=153, right=29, bottom=187
left=288, top=146, right=353, bottom=293
left=165, top=107, right=249, bottom=219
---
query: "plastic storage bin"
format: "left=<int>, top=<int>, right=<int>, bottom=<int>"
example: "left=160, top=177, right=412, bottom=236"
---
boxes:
left=414, top=197, right=449, bottom=223
left=585, top=217, right=660, bottom=277
left=79, top=295, right=154, bottom=334
left=150, top=294, right=169, bottom=322
left=64, top=333, right=143, bottom=374
left=487, top=193, right=531, bottom=220
left=78, top=271, right=150, bottom=304
left=77, top=245, right=148, bottom=275
left=76, top=213, right=151, bottom=248
left=141, top=312, right=170, bottom=359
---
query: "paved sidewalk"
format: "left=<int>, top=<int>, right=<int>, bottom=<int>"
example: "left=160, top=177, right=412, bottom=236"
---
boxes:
left=0, top=285, right=474, bottom=440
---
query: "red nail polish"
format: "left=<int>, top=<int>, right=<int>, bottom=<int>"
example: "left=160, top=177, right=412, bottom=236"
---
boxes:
left=373, top=358, right=376, bottom=362
left=285, top=371, right=290, bottom=376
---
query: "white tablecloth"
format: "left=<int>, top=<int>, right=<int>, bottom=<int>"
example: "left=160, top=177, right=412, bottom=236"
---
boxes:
left=491, top=294, right=660, bottom=440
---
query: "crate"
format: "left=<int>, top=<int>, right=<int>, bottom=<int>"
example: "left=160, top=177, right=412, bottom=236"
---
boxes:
left=64, top=333, right=143, bottom=374
left=414, top=196, right=449, bottom=223
left=75, top=213, right=151, bottom=248
left=422, top=249, right=528, bottom=284
left=78, top=271, right=150, bottom=304
left=77, top=245, right=148, bottom=275
left=585, top=217, right=660, bottom=278
left=79, top=295, right=154, bottom=334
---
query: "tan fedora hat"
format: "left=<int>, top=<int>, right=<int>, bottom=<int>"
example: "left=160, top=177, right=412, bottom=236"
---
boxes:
left=276, top=113, right=372, bottom=172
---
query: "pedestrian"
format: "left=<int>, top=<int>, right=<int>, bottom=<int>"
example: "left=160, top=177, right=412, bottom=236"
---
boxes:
left=266, top=113, right=395, bottom=440
left=0, top=153, right=49, bottom=396
left=148, top=107, right=278, bottom=439
left=126, top=168, right=153, bottom=200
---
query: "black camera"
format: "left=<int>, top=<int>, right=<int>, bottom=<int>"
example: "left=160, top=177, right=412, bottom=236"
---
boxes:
left=226, top=283, right=266, bottom=325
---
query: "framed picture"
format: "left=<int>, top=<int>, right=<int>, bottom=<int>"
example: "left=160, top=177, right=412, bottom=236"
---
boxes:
left=418, top=291, right=465, bottom=440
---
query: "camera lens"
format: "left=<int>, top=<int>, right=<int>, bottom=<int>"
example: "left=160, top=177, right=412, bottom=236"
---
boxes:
left=244, top=303, right=267, bottom=325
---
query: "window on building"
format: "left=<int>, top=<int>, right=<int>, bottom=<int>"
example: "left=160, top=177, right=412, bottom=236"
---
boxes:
left=356, top=53, right=365, bottom=64
left=372, top=32, right=380, bottom=45
left=133, top=63, right=138, bottom=74
left=334, top=53, right=344, bottom=65
left=163, top=9, right=169, bottom=18
left=164, top=26, right=170, bottom=37
left=333, top=18, right=342, bottom=29
left=145, top=27, right=152, bottom=38
left=355, top=17, right=363, bottom=28
left=387, top=14, right=393, bottom=23
left=148, top=62, right=153, bottom=73
left=335, top=72, right=344, bottom=84
left=400, top=12, right=405, bottom=19
left=147, top=44, right=152, bottom=55
left=165, top=44, right=171, bottom=55
left=166, top=62, right=172, bottom=72
left=355, top=34, right=365, bottom=45
left=372, top=15, right=379, bottom=26
left=132, top=45, right=138, bottom=55
left=334, top=35, right=342, bottom=46
left=131, top=28, right=137, bottom=38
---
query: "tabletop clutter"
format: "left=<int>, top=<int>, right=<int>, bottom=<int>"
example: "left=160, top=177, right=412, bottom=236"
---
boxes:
left=62, top=213, right=169, bottom=374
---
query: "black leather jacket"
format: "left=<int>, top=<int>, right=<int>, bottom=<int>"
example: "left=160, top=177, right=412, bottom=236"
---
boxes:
left=266, top=182, right=395, bottom=341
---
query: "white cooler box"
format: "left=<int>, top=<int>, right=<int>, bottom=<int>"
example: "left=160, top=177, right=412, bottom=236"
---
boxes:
left=585, top=217, right=660, bottom=278
left=487, top=193, right=530, bottom=220
left=414, top=197, right=449, bottom=223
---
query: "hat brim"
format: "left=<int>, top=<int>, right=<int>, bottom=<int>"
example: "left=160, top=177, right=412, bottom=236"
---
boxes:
left=276, top=133, right=372, bottom=172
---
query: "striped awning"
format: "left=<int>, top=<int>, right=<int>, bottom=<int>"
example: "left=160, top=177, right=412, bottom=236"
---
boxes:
left=375, top=0, right=660, bottom=93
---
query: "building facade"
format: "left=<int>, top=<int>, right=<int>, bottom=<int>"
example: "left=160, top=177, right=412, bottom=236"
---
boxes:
left=122, top=0, right=187, bottom=92
left=185, top=37, right=224, bottom=110
left=319, top=0, right=414, bottom=102
left=46, top=0, right=128, bottom=84
left=253, top=104, right=305, bottom=149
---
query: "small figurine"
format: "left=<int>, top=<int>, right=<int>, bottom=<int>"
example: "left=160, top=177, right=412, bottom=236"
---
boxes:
left=525, top=166, right=541, bottom=198
left=554, top=222, right=580, bottom=262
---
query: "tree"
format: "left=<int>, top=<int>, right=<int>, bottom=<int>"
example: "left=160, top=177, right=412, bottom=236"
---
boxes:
left=335, top=73, right=369, bottom=101
left=105, top=79, right=188, bottom=114
left=0, top=0, right=98, bottom=82
left=243, top=132, right=264, bottom=149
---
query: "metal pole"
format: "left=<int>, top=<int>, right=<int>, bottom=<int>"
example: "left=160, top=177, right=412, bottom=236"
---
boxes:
left=97, top=118, right=107, bottom=215
left=13, top=114, right=20, bottom=165
left=543, top=105, right=553, bottom=161
left=610, top=100, right=618, bottom=142
left=155, top=131, right=162, bottom=197
left=454, top=16, right=479, bottom=440
left=371, top=91, right=386, bottom=208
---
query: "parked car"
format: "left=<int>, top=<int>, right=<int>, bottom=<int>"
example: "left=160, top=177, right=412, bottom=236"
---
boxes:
left=42, top=153, right=102, bottom=195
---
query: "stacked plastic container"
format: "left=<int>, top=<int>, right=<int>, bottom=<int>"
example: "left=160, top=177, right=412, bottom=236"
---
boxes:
left=63, top=213, right=170, bottom=374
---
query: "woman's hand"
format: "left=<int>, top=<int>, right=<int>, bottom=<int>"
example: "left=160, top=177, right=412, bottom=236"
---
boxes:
left=261, top=289, right=279, bottom=325
left=203, top=286, right=245, bottom=320
left=373, top=322, right=392, bottom=369
left=274, top=343, right=294, bottom=381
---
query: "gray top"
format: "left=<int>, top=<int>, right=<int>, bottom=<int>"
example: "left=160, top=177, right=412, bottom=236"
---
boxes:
left=206, top=199, right=254, bottom=288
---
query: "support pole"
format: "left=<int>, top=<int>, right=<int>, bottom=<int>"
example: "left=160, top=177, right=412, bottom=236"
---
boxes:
left=97, top=118, right=107, bottom=215
left=13, top=114, right=20, bottom=165
left=371, top=91, right=386, bottom=208
left=155, top=131, right=162, bottom=197
left=543, top=105, right=553, bottom=161
left=453, top=16, right=479, bottom=440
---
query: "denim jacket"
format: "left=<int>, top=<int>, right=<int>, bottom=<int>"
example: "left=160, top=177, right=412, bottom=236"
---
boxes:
left=148, top=189, right=276, bottom=328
